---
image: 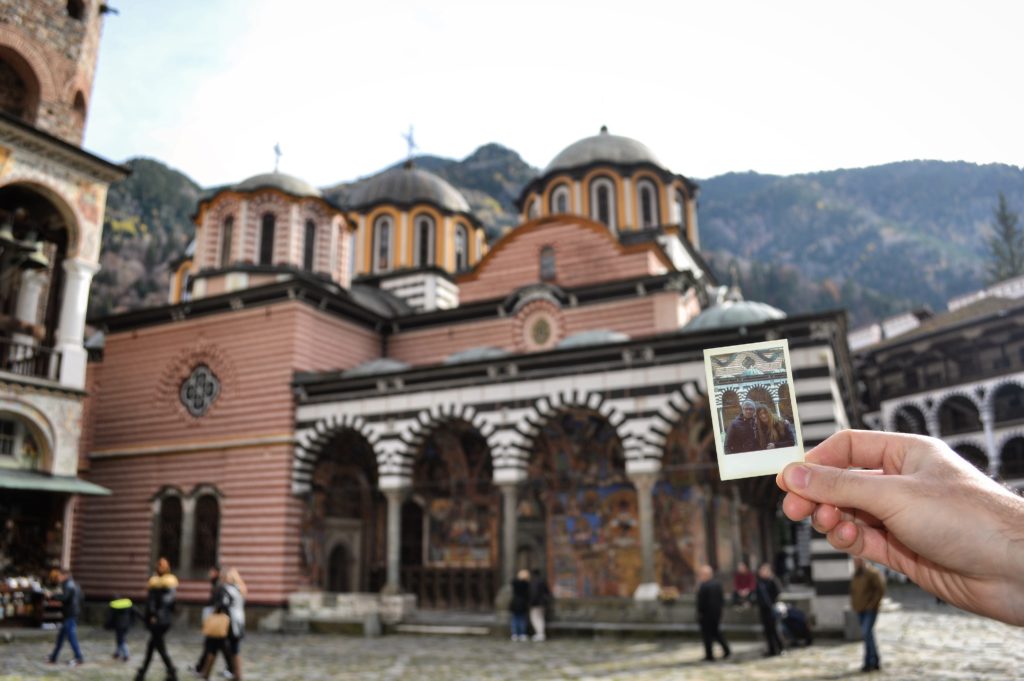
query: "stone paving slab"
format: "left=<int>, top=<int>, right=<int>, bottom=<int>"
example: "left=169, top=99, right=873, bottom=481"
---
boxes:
left=1, top=587, right=1021, bottom=680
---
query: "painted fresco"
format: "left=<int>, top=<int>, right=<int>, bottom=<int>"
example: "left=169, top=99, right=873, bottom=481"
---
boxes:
left=528, top=409, right=639, bottom=598
left=413, top=422, right=497, bottom=569
left=739, top=504, right=762, bottom=566
left=715, top=495, right=735, bottom=571
left=425, top=497, right=494, bottom=567
left=655, top=395, right=715, bottom=592
left=301, top=430, right=379, bottom=589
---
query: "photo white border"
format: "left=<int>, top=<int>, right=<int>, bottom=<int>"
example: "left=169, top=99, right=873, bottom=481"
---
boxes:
left=703, top=338, right=805, bottom=481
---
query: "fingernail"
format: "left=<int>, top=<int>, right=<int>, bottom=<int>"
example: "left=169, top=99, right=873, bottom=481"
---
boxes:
left=785, top=465, right=810, bottom=490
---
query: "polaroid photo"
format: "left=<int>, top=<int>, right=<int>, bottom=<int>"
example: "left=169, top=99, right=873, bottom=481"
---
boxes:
left=703, top=338, right=804, bottom=481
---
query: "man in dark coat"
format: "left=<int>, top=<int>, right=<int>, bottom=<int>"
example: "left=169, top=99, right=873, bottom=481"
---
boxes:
left=755, top=562, right=784, bottom=657
left=47, top=568, right=84, bottom=667
left=696, top=565, right=730, bottom=661
left=851, top=557, right=886, bottom=672
left=725, top=400, right=758, bottom=453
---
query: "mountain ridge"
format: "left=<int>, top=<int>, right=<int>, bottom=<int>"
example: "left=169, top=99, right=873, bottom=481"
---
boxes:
left=88, top=149, right=1024, bottom=328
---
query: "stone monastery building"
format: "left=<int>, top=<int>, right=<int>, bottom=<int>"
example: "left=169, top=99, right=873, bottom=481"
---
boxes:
left=0, top=0, right=858, bottom=632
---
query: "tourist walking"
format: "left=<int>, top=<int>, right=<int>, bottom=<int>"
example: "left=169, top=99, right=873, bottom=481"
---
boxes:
left=46, top=567, right=84, bottom=667
left=509, top=569, right=530, bottom=641
left=136, top=557, right=178, bottom=681
left=106, top=594, right=135, bottom=662
left=528, top=568, right=552, bottom=641
left=199, top=567, right=247, bottom=680
left=754, top=562, right=784, bottom=657
left=696, top=565, right=730, bottom=661
left=851, top=557, right=885, bottom=672
left=189, top=565, right=232, bottom=676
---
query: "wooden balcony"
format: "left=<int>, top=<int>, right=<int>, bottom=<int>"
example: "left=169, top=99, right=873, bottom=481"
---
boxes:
left=0, top=334, right=59, bottom=382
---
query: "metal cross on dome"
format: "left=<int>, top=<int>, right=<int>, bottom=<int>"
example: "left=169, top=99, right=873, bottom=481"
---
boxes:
left=273, top=143, right=282, bottom=173
left=402, top=125, right=417, bottom=160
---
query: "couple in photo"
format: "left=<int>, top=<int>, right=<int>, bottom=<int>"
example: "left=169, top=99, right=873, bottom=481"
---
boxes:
left=725, top=400, right=795, bottom=454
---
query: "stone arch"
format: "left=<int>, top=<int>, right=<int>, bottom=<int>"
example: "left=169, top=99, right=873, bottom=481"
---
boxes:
left=403, top=403, right=496, bottom=463
left=303, top=424, right=383, bottom=592
left=991, top=381, right=1024, bottom=425
left=891, top=403, right=928, bottom=435
left=936, top=393, right=982, bottom=437
left=519, top=389, right=626, bottom=453
left=949, top=440, right=988, bottom=472
left=519, top=396, right=637, bottom=598
left=0, top=26, right=59, bottom=119
left=293, top=414, right=379, bottom=495
left=648, top=381, right=707, bottom=453
left=0, top=179, right=82, bottom=265
left=999, top=436, right=1024, bottom=480
left=0, top=399, right=56, bottom=470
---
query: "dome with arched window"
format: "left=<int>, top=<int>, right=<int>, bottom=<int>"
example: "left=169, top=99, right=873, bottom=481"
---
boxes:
left=347, top=162, right=470, bottom=213
left=545, top=126, right=665, bottom=174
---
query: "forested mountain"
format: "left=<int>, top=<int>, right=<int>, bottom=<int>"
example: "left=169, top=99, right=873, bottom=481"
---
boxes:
left=90, top=149, right=1024, bottom=327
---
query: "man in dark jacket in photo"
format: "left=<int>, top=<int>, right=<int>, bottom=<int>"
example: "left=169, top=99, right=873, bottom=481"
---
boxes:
left=725, top=400, right=758, bottom=453
left=696, top=565, right=730, bottom=661
left=47, top=567, right=84, bottom=667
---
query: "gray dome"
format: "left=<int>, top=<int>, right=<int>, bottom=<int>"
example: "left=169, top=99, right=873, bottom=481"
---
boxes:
left=348, top=163, right=470, bottom=213
left=342, top=358, right=410, bottom=378
left=684, top=301, right=786, bottom=332
left=443, top=346, right=510, bottom=365
left=235, top=172, right=322, bottom=198
left=545, top=127, right=664, bottom=174
left=556, top=329, right=630, bottom=349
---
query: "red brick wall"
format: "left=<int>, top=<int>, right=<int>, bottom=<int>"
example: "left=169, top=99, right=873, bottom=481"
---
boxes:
left=74, top=300, right=380, bottom=604
left=458, top=218, right=669, bottom=304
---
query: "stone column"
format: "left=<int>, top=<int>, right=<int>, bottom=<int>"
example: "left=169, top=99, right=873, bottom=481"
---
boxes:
left=628, top=470, right=659, bottom=593
left=383, top=486, right=409, bottom=595
left=980, top=408, right=999, bottom=477
left=54, top=258, right=99, bottom=389
left=14, top=269, right=48, bottom=331
left=498, top=482, right=519, bottom=585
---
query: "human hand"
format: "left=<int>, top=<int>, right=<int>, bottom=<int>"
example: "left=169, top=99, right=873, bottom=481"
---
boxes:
left=776, top=429, right=1024, bottom=626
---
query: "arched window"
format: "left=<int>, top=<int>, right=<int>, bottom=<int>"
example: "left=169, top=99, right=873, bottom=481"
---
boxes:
left=549, top=185, right=570, bottom=214
left=937, top=395, right=981, bottom=436
left=192, top=494, right=220, bottom=571
left=894, top=405, right=927, bottom=434
left=454, top=224, right=469, bottom=271
left=158, top=495, right=183, bottom=570
left=590, top=177, right=617, bottom=230
left=415, top=215, right=435, bottom=267
left=219, top=216, right=233, bottom=268
left=67, top=0, right=85, bottom=20
left=636, top=179, right=659, bottom=227
left=540, top=246, right=556, bottom=282
left=373, top=216, right=392, bottom=273
left=674, top=190, right=686, bottom=227
left=303, top=219, right=317, bottom=270
left=259, top=213, right=276, bottom=265
left=527, top=197, right=539, bottom=220
left=0, top=58, right=32, bottom=121
left=71, top=91, right=86, bottom=134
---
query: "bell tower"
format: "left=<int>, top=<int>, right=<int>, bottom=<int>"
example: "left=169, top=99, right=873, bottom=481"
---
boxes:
left=0, top=0, right=111, bottom=144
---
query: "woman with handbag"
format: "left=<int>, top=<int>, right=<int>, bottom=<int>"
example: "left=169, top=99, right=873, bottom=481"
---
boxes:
left=199, top=567, right=246, bottom=680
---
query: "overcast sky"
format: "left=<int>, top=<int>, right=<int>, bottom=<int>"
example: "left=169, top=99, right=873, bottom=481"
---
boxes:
left=84, top=0, right=1024, bottom=189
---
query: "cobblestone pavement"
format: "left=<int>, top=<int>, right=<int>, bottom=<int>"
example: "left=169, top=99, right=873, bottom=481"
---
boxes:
left=2, top=586, right=1021, bottom=681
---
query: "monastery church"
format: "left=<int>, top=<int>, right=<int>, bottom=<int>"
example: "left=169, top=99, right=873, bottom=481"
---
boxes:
left=0, top=0, right=857, bottom=632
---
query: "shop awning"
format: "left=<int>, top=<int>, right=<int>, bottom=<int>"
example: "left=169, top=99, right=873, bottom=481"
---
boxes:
left=0, top=468, right=111, bottom=496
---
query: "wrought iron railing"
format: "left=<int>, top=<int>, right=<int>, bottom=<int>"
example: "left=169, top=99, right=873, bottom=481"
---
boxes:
left=401, top=567, right=498, bottom=611
left=0, top=335, right=59, bottom=381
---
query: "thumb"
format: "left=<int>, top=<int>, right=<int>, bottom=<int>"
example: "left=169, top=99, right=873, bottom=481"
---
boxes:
left=781, top=462, right=894, bottom=517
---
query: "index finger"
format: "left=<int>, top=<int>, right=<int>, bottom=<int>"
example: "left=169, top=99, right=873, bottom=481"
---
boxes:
left=806, top=429, right=909, bottom=472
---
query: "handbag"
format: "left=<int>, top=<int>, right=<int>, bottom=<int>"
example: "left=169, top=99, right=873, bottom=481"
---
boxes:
left=202, top=612, right=230, bottom=639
